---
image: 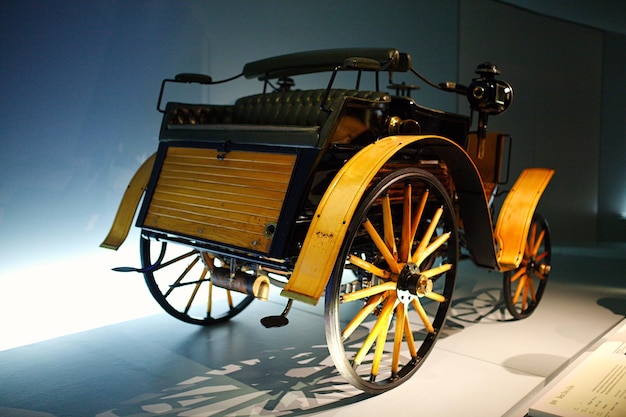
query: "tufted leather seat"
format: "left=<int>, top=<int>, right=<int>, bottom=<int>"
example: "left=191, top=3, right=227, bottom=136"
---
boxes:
left=233, top=89, right=388, bottom=127
left=168, top=104, right=234, bottom=125
left=167, top=89, right=389, bottom=127
left=162, top=89, right=390, bottom=147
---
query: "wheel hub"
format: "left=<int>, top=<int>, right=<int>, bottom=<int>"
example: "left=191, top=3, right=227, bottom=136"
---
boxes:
left=396, top=262, right=432, bottom=304
left=527, top=257, right=551, bottom=276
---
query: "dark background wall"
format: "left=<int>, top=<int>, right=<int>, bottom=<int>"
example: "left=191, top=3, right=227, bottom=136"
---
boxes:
left=1, top=0, right=624, bottom=275
left=460, top=0, right=605, bottom=244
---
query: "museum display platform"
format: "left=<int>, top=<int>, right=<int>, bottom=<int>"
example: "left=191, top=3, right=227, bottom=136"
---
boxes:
left=0, top=246, right=624, bottom=417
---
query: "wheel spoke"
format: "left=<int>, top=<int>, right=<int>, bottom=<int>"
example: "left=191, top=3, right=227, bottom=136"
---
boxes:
left=207, top=279, right=213, bottom=315
left=371, top=299, right=394, bottom=380
left=509, top=266, right=527, bottom=283
left=342, top=293, right=386, bottom=340
left=535, top=250, right=549, bottom=263
left=363, top=219, right=401, bottom=274
left=531, top=230, right=546, bottom=257
left=410, top=189, right=429, bottom=246
left=400, top=183, right=412, bottom=262
left=424, top=292, right=446, bottom=303
left=512, top=275, right=526, bottom=304
left=411, top=206, right=443, bottom=264
left=416, top=232, right=451, bottom=266
left=184, top=267, right=208, bottom=314
left=420, top=263, right=452, bottom=278
left=382, top=194, right=398, bottom=261
left=354, top=294, right=396, bottom=366
left=403, top=312, right=418, bottom=357
left=341, top=281, right=397, bottom=303
left=528, top=277, right=536, bottom=302
left=226, top=290, right=234, bottom=309
left=411, top=298, right=435, bottom=333
left=348, top=254, right=391, bottom=279
left=164, top=255, right=200, bottom=298
left=160, top=249, right=197, bottom=270
left=392, top=304, right=407, bottom=375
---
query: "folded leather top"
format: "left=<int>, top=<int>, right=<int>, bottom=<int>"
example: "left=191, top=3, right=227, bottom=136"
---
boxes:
left=243, top=48, right=409, bottom=80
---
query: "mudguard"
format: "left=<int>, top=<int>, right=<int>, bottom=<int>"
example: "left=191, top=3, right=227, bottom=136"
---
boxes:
left=281, top=135, right=554, bottom=305
left=100, top=153, right=156, bottom=250
left=281, top=134, right=496, bottom=305
left=494, top=167, right=554, bottom=271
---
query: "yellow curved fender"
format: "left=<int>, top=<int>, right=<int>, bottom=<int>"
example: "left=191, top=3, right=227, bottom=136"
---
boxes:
left=494, top=167, right=554, bottom=271
left=281, top=135, right=447, bottom=305
left=281, top=135, right=554, bottom=304
left=100, top=153, right=156, bottom=250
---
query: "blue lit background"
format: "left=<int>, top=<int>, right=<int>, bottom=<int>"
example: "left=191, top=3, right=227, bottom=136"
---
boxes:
left=1, top=0, right=624, bottom=279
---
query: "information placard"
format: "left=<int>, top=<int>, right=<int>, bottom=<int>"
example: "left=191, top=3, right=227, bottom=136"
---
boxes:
left=529, top=321, right=626, bottom=417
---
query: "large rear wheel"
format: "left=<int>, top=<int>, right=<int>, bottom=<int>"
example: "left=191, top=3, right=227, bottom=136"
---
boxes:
left=141, top=234, right=255, bottom=325
left=325, top=167, right=458, bottom=393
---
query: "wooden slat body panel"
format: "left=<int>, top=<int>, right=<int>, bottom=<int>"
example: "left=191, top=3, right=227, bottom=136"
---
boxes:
left=142, top=147, right=296, bottom=253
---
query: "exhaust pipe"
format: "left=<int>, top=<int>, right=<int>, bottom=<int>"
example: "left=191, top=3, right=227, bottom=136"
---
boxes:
left=210, top=268, right=270, bottom=301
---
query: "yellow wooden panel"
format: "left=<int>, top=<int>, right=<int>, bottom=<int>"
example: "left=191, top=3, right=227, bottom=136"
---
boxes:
left=282, top=135, right=451, bottom=305
left=160, top=155, right=293, bottom=180
left=146, top=212, right=269, bottom=252
left=143, top=147, right=296, bottom=253
left=495, top=167, right=554, bottom=270
left=152, top=179, right=287, bottom=205
left=101, top=153, right=156, bottom=250
left=149, top=187, right=283, bottom=217
left=147, top=198, right=275, bottom=226
left=466, top=132, right=506, bottom=201
left=166, top=146, right=297, bottom=167
left=158, top=167, right=291, bottom=192
left=163, top=159, right=295, bottom=176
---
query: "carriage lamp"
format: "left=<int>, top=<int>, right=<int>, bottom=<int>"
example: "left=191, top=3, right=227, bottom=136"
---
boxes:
left=468, top=62, right=513, bottom=115
left=463, top=62, right=514, bottom=160
left=468, top=62, right=513, bottom=142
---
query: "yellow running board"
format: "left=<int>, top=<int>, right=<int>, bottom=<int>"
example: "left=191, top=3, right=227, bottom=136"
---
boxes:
left=100, top=153, right=156, bottom=250
left=495, top=167, right=554, bottom=271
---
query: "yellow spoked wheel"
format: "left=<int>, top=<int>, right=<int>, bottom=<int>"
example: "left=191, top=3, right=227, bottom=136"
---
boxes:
left=141, top=234, right=254, bottom=325
left=503, top=213, right=551, bottom=319
left=325, top=168, right=458, bottom=393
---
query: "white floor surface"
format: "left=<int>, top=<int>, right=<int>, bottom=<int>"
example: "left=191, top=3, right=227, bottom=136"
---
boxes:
left=0, top=244, right=624, bottom=416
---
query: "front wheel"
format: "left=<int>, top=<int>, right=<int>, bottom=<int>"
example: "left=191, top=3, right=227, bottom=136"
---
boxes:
left=325, top=167, right=458, bottom=393
left=503, top=213, right=551, bottom=319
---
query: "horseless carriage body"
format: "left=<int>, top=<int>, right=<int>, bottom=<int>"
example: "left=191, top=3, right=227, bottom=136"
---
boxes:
left=102, top=48, right=554, bottom=393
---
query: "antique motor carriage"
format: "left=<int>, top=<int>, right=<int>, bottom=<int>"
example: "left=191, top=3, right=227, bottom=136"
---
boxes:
left=102, top=48, right=553, bottom=393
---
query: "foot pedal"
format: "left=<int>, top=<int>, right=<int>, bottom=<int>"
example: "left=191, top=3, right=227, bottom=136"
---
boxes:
left=260, top=299, right=292, bottom=328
